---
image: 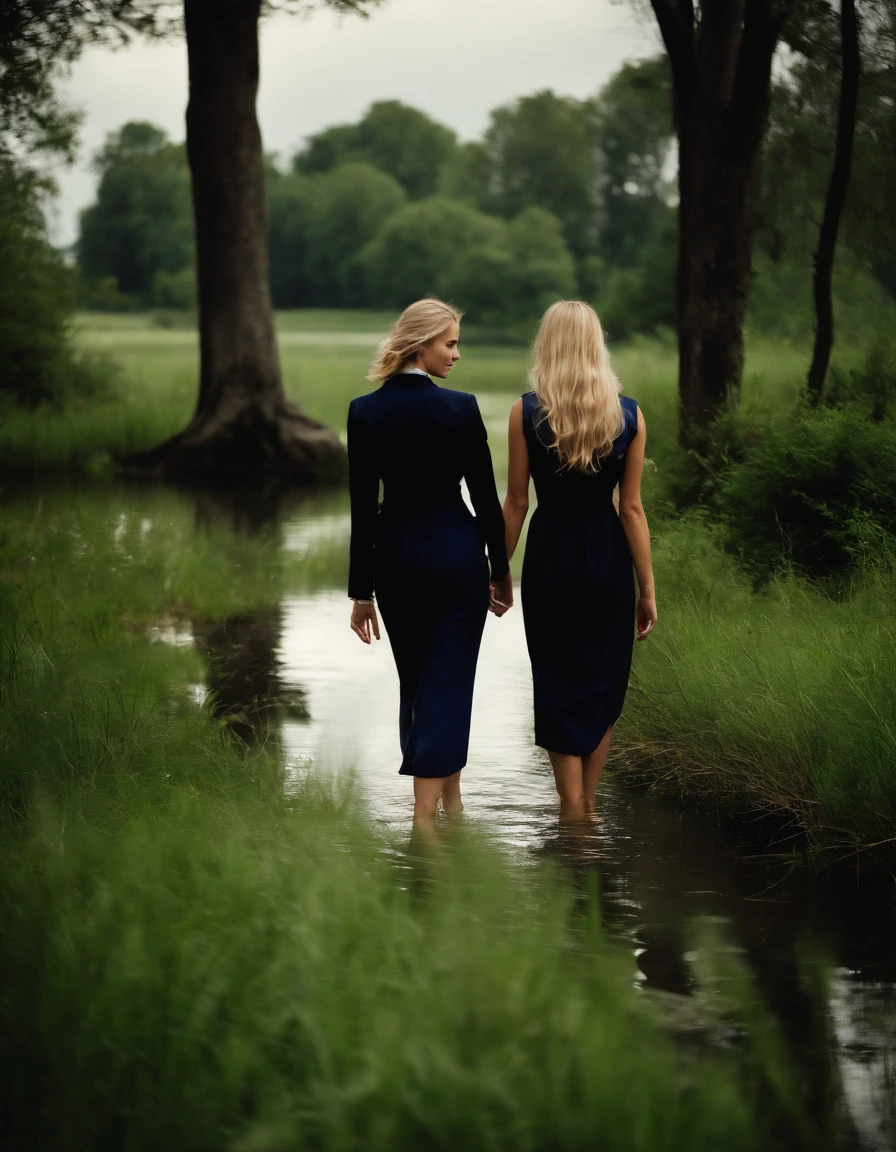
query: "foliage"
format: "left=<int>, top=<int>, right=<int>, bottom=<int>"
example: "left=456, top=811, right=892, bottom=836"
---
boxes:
left=0, top=505, right=816, bottom=1151
left=590, top=56, right=674, bottom=269
left=77, top=120, right=193, bottom=301
left=445, top=90, right=601, bottom=260
left=294, top=99, right=458, bottom=200
left=717, top=400, right=896, bottom=578
left=268, top=161, right=407, bottom=307
left=357, top=196, right=507, bottom=307
left=761, top=0, right=896, bottom=303
left=596, top=207, right=676, bottom=340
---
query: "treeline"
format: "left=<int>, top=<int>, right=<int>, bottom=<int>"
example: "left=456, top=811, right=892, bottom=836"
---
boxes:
left=76, top=62, right=677, bottom=334
left=73, top=43, right=896, bottom=343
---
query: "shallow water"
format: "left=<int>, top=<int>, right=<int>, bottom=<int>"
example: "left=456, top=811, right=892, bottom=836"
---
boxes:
left=5, top=477, right=895, bottom=1150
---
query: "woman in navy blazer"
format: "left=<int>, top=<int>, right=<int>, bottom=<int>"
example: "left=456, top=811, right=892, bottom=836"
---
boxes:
left=348, top=299, right=512, bottom=825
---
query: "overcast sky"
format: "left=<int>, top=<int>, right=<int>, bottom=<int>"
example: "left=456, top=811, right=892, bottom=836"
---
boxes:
left=48, top=0, right=657, bottom=246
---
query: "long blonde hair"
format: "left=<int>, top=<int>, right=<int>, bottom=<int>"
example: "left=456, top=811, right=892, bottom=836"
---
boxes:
left=529, top=300, right=623, bottom=472
left=367, top=298, right=463, bottom=383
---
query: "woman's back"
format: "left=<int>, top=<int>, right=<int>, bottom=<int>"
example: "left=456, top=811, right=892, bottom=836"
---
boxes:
left=521, top=390, right=639, bottom=515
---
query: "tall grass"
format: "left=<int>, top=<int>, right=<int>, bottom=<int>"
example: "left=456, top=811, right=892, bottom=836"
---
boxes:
left=620, top=517, right=896, bottom=860
left=0, top=499, right=817, bottom=1152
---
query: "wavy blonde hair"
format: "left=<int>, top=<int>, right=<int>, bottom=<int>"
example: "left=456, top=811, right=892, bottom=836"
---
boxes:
left=367, top=298, right=463, bottom=383
left=529, top=300, right=623, bottom=472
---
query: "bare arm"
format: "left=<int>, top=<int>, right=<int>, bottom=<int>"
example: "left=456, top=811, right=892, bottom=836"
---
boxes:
left=502, top=398, right=531, bottom=562
left=618, top=406, right=657, bottom=640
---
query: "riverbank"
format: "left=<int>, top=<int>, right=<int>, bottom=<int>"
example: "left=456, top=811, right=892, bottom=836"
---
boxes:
left=618, top=516, right=896, bottom=868
left=1, top=500, right=819, bottom=1152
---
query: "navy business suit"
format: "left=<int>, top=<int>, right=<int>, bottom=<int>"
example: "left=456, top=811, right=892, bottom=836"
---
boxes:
left=348, top=372, right=509, bottom=778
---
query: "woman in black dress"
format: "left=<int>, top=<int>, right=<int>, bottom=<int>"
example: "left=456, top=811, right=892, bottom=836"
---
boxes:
left=502, top=301, right=657, bottom=813
left=348, top=299, right=512, bottom=825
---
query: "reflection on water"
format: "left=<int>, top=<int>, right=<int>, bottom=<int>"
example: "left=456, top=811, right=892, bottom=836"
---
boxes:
left=6, top=479, right=895, bottom=1149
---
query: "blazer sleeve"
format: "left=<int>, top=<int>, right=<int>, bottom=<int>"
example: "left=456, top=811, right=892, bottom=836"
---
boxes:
left=347, top=400, right=379, bottom=600
left=463, top=394, right=510, bottom=582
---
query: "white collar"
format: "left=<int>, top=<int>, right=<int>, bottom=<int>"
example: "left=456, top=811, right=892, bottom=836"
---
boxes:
left=403, top=366, right=430, bottom=377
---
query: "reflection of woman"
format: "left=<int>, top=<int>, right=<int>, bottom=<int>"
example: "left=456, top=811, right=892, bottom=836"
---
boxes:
left=348, top=299, right=512, bottom=824
left=502, top=301, right=657, bottom=813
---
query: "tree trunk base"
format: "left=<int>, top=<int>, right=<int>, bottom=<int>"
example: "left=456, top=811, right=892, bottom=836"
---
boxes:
left=119, top=398, right=346, bottom=487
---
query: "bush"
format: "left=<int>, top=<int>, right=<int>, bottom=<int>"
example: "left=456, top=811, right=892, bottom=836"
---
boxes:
left=717, top=402, right=896, bottom=578
left=0, top=161, right=110, bottom=407
left=152, top=266, right=196, bottom=311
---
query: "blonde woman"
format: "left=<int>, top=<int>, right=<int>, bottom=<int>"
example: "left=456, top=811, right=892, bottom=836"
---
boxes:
left=502, top=301, right=657, bottom=813
left=348, top=299, right=512, bottom=824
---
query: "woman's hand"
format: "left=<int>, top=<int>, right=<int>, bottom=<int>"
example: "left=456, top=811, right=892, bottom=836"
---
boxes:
left=636, top=596, right=657, bottom=641
left=351, top=601, right=381, bottom=644
left=489, top=573, right=514, bottom=617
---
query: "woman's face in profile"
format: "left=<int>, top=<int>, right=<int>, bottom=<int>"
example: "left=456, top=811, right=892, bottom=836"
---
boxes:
left=417, top=322, right=461, bottom=379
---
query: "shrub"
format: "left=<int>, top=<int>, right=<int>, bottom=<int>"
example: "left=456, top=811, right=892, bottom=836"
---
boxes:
left=717, top=402, right=896, bottom=578
left=0, top=161, right=110, bottom=407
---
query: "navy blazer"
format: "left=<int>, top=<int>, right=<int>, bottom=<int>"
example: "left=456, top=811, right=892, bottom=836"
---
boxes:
left=347, top=373, right=509, bottom=601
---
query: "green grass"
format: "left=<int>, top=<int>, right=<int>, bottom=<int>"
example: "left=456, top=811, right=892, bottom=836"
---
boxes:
left=621, top=518, right=896, bottom=859
left=0, top=503, right=816, bottom=1152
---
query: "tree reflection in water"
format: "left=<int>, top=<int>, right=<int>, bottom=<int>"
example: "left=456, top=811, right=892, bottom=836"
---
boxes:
left=539, top=791, right=893, bottom=1149
left=189, top=485, right=311, bottom=751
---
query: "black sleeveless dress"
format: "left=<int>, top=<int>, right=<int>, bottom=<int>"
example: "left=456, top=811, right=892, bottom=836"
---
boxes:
left=521, top=391, right=640, bottom=756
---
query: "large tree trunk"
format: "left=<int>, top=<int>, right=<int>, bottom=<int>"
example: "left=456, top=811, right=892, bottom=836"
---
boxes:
left=124, top=0, right=345, bottom=485
left=650, top=0, right=791, bottom=444
left=807, top=0, right=860, bottom=403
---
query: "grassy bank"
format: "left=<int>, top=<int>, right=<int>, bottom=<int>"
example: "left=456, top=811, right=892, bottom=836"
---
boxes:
left=620, top=519, right=896, bottom=863
left=0, top=505, right=815, bottom=1152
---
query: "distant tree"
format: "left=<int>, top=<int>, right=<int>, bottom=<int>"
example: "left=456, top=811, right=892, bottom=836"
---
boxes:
left=447, top=91, right=600, bottom=261
left=504, top=206, right=578, bottom=315
left=591, top=56, right=673, bottom=269
left=266, top=168, right=323, bottom=309
left=304, top=162, right=406, bottom=305
left=267, top=161, right=405, bottom=307
left=648, top=0, right=793, bottom=437
left=442, top=206, right=577, bottom=325
left=358, top=197, right=505, bottom=307
left=597, top=207, right=677, bottom=340
left=294, top=100, right=457, bottom=199
left=78, top=121, right=193, bottom=300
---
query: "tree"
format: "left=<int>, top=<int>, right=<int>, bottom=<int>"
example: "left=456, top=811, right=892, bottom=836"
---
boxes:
left=5, top=0, right=383, bottom=484
left=806, top=0, right=861, bottom=401
left=0, top=1, right=98, bottom=407
left=358, top=197, right=506, bottom=307
left=648, top=0, right=793, bottom=438
left=294, top=100, right=457, bottom=200
left=591, top=56, right=673, bottom=270
left=77, top=120, right=193, bottom=300
left=304, top=162, right=406, bottom=306
left=442, top=206, right=577, bottom=326
left=446, top=91, right=601, bottom=261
